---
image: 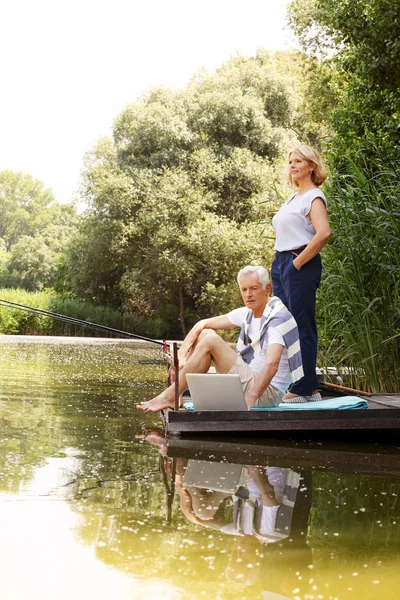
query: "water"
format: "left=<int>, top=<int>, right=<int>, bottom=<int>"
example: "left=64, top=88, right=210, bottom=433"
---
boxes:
left=0, top=337, right=399, bottom=600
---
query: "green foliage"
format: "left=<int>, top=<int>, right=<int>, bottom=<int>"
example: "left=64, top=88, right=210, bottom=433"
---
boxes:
left=68, top=51, right=315, bottom=336
left=0, top=171, right=54, bottom=250
left=0, top=288, right=150, bottom=337
left=5, top=235, right=59, bottom=291
left=287, top=0, right=400, bottom=163
left=0, top=170, right=78, bottom=292
left=61, top=216, right=127, bottom=304
left=0, top=171, right=75, bottom=249
left=114, top=87, right=194, bottom=170
left=317, top=162, right=400, bottom=392
left=288, top=0, right=400, bottom=391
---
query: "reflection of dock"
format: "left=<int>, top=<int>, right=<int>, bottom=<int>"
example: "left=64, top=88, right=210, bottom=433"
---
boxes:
left=165, top=394, right=400, bottom=437
left=167, top=436, right=400, bottom=478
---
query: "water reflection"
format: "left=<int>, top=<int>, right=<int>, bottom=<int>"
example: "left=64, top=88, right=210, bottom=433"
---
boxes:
left=143, top=430, right=400, bottom=599
left=0, top=338, right=399, bottom=599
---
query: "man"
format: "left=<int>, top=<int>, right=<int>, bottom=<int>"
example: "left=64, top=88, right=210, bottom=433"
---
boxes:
left=137, top=265, right=303, bottom=413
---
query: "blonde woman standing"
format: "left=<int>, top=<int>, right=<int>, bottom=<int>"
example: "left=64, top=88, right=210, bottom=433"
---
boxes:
left=271, top=145, right=331, bottom=403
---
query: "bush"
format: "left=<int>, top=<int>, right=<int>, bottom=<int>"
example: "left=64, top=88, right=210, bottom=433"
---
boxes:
left=0, top=289, right=168, bottom=340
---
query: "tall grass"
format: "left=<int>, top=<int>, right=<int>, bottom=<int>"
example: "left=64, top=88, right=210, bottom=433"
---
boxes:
left=317, top=160, right=400, bottom=392
left=0, top=289, right=166, bottom=339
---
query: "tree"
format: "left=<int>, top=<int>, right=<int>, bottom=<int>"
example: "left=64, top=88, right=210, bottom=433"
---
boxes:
left=5, top=235, right=59, bottom=291
left=0, top=171, right=60, bottom=250
left=287, top=0, right=400, bottom=163
left=0, top=170, right=78, bottom=292
left=118, top=169, right=260, bottom=336
left=68, top=50, right=330, bottom=336
left=287, top=0, right=400, bottom=391
left=62, top=216, right=127, bottom=304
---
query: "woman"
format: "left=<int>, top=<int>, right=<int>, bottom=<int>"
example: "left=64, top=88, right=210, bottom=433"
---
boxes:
left=271, top=145, right=331, bottom=403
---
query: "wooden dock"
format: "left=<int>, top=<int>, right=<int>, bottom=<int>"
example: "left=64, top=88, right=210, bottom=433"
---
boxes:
left=164, top=393, right=400, bottom=437
left=167, top=435, right=400, bottom=478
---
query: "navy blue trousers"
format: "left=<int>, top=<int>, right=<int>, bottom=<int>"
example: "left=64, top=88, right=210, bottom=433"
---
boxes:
left=271, top=250, right=322, bottom=396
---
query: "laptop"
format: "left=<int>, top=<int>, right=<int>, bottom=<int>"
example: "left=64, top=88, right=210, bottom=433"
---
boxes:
left=183, top=459, right=249, bottom=493
left=185, top=373, right=248, bottom=411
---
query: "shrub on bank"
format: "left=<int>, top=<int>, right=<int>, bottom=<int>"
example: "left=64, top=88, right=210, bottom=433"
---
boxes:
left=0, top=289, right=166, bottom=339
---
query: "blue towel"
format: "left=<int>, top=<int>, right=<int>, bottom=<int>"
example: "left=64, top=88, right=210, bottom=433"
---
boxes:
left=252, top=396, right=368, bottom=410
left=183, top=396, right=368, bottom=412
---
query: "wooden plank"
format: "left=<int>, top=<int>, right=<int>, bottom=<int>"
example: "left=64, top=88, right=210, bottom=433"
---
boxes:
left=167, top=406, right=400, bottom=422
left=370, top=396, right=400, bottom=408
left=167, top=418, right=400, bottom=433
left=166, top=406, right=400, bottom=434
left=167, top=420, right=400, bottom=434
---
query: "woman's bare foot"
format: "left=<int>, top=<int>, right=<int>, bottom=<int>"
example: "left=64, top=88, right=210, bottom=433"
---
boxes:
left=136, top=393, right=174, bottom=412
left=282, top=391, right=302, bottom=401
left=283, top=389, right=319, bottom=400
left=282, top=389, right=321, bottom=403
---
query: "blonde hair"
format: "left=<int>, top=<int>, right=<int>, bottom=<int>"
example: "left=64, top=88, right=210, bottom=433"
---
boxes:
left=286, top=145, right=327, bottom=187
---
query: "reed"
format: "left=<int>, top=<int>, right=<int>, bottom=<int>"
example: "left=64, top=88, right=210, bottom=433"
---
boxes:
left=317, top=159, right=400, bottom=392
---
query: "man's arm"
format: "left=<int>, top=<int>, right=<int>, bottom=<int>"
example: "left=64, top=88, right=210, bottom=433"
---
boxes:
left=244, top=343, right=284, bottom=409
left=178, top=315, right=235, bottom=363
left=246, top=466, right=278, bottom=507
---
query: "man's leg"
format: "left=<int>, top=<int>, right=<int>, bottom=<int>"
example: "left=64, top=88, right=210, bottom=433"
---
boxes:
left=253, top=384, right=283, bottom=408
left=136, top=330, right=238, bottom=412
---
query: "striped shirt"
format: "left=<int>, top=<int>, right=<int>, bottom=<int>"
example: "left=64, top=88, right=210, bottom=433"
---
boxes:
left=233, top=296, right=304, bottom=384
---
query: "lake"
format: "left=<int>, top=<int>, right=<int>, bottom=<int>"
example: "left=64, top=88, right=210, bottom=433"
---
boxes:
left=0, top=337, right=399, bottom=600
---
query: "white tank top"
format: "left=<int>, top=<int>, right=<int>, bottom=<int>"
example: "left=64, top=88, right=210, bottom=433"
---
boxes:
left=272, top=188, right=327, bottom=252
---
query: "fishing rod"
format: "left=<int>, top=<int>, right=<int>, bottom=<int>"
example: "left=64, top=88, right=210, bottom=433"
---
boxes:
left=0, top=298, right=165, bottom=346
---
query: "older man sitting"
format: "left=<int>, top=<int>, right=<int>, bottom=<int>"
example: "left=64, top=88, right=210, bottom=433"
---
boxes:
left=136, top=265, right=303, bottom=413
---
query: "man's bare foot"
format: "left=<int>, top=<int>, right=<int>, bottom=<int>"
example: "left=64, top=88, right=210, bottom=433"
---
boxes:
left=135, top=427, right=166, bottom=446
left=136, top=393, right=174, bottom=412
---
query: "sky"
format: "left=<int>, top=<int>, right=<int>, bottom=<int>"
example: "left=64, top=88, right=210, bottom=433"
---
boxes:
left=0, top=0, right=295, bottom=205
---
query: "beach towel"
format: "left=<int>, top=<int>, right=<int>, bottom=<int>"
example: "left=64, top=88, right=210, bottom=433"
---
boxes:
left=251, top=396, right=368, bottom=410
left=183, top=396, right=368, bottom=412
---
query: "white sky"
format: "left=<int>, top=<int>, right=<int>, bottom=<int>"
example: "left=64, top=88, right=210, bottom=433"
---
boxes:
left=0, top=0, right=295, bottom=205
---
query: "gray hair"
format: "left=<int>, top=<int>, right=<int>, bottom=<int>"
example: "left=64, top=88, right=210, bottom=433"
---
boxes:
left=237, top=265, right=270, bottom=287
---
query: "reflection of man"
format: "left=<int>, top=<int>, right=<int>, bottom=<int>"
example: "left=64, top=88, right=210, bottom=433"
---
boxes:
left=138, top=429, right=313, bottom=597
left=137, top=265, right=303, bottom=412
left=226, top=470, right=313, bottom=595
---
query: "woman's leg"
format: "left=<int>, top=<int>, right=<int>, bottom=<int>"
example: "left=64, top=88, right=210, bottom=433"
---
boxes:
left=280, top=253, right=322, bottom=396
left=271, top=254, right=287, bottom=305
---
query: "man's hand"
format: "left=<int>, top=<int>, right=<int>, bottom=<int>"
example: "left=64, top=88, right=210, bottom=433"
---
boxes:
left=244, top=387, right=261, bottom=410
left=168, top=358, right=186, bottom=383
left=244, top=343, right=284, bottom=409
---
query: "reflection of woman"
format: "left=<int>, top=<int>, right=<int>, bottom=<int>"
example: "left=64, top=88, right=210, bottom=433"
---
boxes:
left=271, top=145, right=331, bottom=402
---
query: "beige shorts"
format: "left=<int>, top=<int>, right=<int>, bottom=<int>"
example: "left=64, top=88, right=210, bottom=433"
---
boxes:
left=228, top=355, right=283, bottom=408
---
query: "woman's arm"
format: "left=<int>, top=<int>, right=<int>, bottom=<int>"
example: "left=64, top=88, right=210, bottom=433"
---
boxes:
left=293, top=197, right=331, bottom=270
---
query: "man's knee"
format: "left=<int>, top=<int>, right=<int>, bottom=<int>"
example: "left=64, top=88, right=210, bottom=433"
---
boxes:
left=197, top=329, right=231, bottom=358
left=196, top=329, right=228, bottom=353
left=197, top=329, right=222, bottom=343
